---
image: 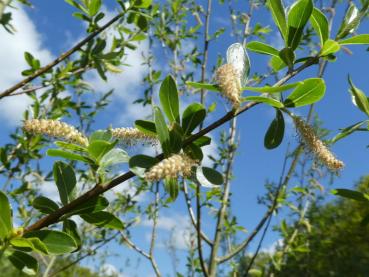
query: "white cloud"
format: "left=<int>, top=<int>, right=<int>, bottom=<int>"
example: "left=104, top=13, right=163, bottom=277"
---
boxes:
left=261, top=238, right=283, bottom=254
left=0, top=5, right=53, bottom=126
left=101, top=263, right=122, bottom=277
left=142, top=214, right=192, bottom=250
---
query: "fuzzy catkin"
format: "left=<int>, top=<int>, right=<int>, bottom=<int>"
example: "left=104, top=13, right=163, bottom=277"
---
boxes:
left=111, top=127, right=157, bottom=145
left=293, top=117, right=344, bottom=171
left=144, top=153, right=197, bottom=182
left=23, top=119, right=88, bottom=146
left=215, top=63, right=242, bottom=108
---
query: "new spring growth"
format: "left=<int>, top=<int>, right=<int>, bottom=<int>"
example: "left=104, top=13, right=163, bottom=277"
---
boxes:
left=23, top=119, right=89, bottom=146
left=145, top=153, right=198, bottom=182
left=293, top=116, right=344, bottom=171
left=111, top=127, right=158, bottom=146
left=215, top=63, right=242, bottom=108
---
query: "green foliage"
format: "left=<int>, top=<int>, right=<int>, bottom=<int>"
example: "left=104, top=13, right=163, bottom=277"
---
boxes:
left=264, top=109, right=285, bottom=149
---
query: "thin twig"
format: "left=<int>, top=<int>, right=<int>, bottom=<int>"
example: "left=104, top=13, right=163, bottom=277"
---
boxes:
left=182, top=181, right=213, bottom=246
left=196, top=181, right=209, bottom=276
left=0, top=10, right=127, bottom=99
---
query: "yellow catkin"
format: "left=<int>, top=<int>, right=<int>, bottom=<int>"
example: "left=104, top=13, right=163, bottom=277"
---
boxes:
left=23, top=119, right=88, bottom=146
left=144, top=153, right=197, bottom=182
left=111, top=127, right=157, bottom=145
left=293, top=117, right=344, bottom=171
left=215, top=63, right=242, bottom=108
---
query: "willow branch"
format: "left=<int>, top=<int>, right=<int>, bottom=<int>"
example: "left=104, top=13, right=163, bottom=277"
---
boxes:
left=0, top=11, right=126, bottom=99
left=182, top=181, right=213, bottom=246
left=23, top=56, right=319, bottom=234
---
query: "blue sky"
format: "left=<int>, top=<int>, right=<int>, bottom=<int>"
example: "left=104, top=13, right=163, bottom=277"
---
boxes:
left=0, top=1, right=368, bottom=276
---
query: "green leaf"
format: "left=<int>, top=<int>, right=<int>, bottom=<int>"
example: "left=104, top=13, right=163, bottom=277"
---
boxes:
left=63, top=219, right=81, bottom=250
left=88, top=0, right=101, bottom=16
left=338, top=34, right=369, bottom=45
left=264, top=109, right=285, bottom=149
left=53, top=161, right=77, bottom=205
left=193, top=136, right=211, bottom=147
left=54, top=141, right=88, bottom=153
left=330, top=120, right=369, bottom=143
left=154, top=106, right=171, bottom=156
left=269, top=55, right=287, bottom=72
left=242, top=96, right=284, bottom=108
left=0, top=190, right=12, bottom=239
left=88, top=140, right=116, bottom=161
left=287, top=0, right=313, bottom=50
left=10, top=237, right=48, bottom=255
left=134, top=0, right=152, bottom=8
left=164, top=179, right=179, bottom=201
left=32, top=196, right=59, bottom=214
left=68, top=196, right=109, bottom=215
left=310, top=8, right=329, bottom=44
left=336, top=2, right=360, bottom=40
left=320, top=39, right=341, bottom=56
left=332, top=189, right=369, bottom=202
left=81, top=211, right=124, bottom=230
left=241, top=82, right=299, bottom=93
left=129, top=154, right=159, bottom=177
left=284, top=78, right=325, bottom=107
left=24, top=230, right=77, bottom=254
left=196, top=167, right=224, bottom=187
left=89, top=130, right=112, bottom=142
left=246, top=41, right=280, bottom=57
left=159, top=75, right=180, bottom=123
left=135, top=120, right=157, bottom=136
left=169, top=123, right=183, bottom=154
left=7, top=250, right=38, bottom=275
left=186, top=82, right=219, bottom=92
left=184, top=143, right=204, bottom=161
left=182, top=103, right=207, bottom=135
left=47, top=149, right=92, bottom=164
left=267, top=0, right=287, bottom=40
left=99, top=148, right=129, bottom=171
left=279, top=47, right=295, bottom=69
left=348, top=76, right=369, bottom=116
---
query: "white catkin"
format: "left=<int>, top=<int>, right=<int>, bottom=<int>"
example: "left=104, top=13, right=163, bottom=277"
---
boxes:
left=215, top=63, right=242, bottom=108
left=111, top=127, right=158, bottom=145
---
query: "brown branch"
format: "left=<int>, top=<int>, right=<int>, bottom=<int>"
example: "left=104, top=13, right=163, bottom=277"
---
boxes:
left=0, top=11, right=126, bottom=99
left=23, top=56, right=319, bottom=234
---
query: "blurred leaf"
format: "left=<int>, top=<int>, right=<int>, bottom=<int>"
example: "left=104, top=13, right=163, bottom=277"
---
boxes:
left=182, top=103, right=206, bottom=135
left=129, top=154, right=158, bottom=177
left=89, top=130, right=112, bottom=142
left=135, top=120, right=156, bottom=136
left=154, top=106, right=171, bottom=156
left=320, top=39, right=340, bottom=56
left=279, top=47, right=295, bottom=69
left=63, top=219, right=81, bottom=250
left=88, top=140, right=116, bottom=161
left=47, top=149, right=92, bottom=164
left=348, top=76, right=369, bottom=116
left=339, top=34, right=369, bottom=45
left=99, top=148, right=129, bottom=170
left=330, top=120, right=368, bottom=143
left=242, top=82, right=299, bottom=93
left=242, top=96, right=284, bottom=108
left=68, top=196, right=109, bottom=215
left=267, top=0, right=287, bottom=40
left=7, top=250, right=38, bottom=275
left=0, top=190, right=12, bottom=239
left=332, top=189, right=369, bottom=202
left=186, top=82, right=219, bottom=91
left=196, top=167, right=223, bottom=187
left=81, top=211, right=124, bottom=230
left=10, top=237, right=48, bottom=255
left=164, top=178, right=179, bottom=201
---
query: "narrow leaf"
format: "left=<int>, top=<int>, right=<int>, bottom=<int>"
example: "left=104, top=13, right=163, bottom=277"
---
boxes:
left=242, top=96, right=284, bottom=108
left=0, top=190, right=12, bottom=239
left=53, top=161, right=77, bottom=205
left=264, top=109, right=285, bottom=149
left=267, top=0, right=288, bottom=40
left=246, top=41, right=280, bottom=57
left=310, top=8, right=329, bottom=44
left=159, top=75, right=180, bottom=123
left=339, top=34, right=369, bottom=45
left=154, top=106, right=171, bottom=156
left=81, top=211, right=124, bottom=230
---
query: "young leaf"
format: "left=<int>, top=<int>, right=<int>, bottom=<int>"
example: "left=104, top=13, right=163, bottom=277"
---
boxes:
left=269, top=55, right=287, bottom=72
left=0, top=190, right=12, bottom=239
left=338, top=34, right=369, bottom=45
left=154, top=106, right=171, bottom=156
left=159, top=75, right=180, bottom=123
left=264, top=109, right=285, bottom=149
left=129, top=154, right=159, bottom=177
left=246, top=41, right=280, bottom=57
left=242, top=96, right=284, bottom=108
left=81, top=211, right=124, bottom=230
left=53, top=161, right=77, bottom=205
left=135, top=120, right=157, bottom=136
left=54, top=141, right=88, bottom=153
left=284, top=78, right=325, bottom=107
left=164, top=178, right=179, bottom=201
left=287, top=0, right=313, bottom=50
left=196, top=167, right=224, bottom=187
left=182, top=103, right=206, bottom=135
left=32, top=196, right=59, bottom=214
left=7, top=250, right=38, bottom=276
left=330, top=120, right=369, bottom=143
left=89, top=130, right=112, bottom=142
left=267, top=0, right=288, bottom=40
left=348, top=76, right=369, bottom=116
left=10, top=237, right=48, bottom=255
left=98, top=148, right=129, bottom=171
left=88, top=0, right=101, bottom=16
left=320, top=39, right=341, bottom=56
left=24, top=230, right=77, bottom=254
left=336, top=2, right=360, bottom=40
left=310, top=8, right=329, bottom=45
